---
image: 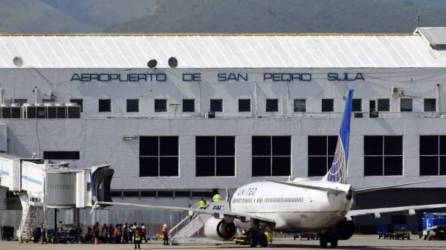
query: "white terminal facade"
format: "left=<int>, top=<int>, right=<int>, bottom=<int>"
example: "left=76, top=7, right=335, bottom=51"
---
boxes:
left=1, top=27, right=446, bottom=229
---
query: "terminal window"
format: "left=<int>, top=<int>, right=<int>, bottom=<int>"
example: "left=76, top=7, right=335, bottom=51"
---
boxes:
left=266, top=99, right=278, bottom=112
left=196, top=136, right=235, bottom=176
left=43, top=151, right=80, bottom=160
left=139, top=136, right=178, bottom=177
left=155, top=99, right=167, bottom=112
left=352, top=99, right=362, bottom=112
left=294, top=99, right=306, bottom=112
left=377, top=99, right=390, bottom=111
left=210, top=99, right=223, bottom=112
left=400, top=98, right=412, bottom=112
left=238, top=99, right=251, bottom=112
left=252, top=136, right=291, bottom=176
left=424, top=98, right=436, bottom=112
left=308, top=136, right=337, bottom=176
left=321, top=99, right=334, bottom=112
left=126, top=99, right=139, bottom=112
left=364, top=136, right=403, bottom=176
left=98, top=99, right=111, bottom=112
left=182, top=99, right=195, bottom=112
left=420, top=135, right=446, bottom=175
left=70, top=99, right=83, bottom=112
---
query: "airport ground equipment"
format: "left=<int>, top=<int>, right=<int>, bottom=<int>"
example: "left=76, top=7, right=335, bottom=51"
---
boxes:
left=377, top=224, right=412, bottom=240
left=421, top=213, right=446, bottom=240
left=0, top=153, right=113, bottom=241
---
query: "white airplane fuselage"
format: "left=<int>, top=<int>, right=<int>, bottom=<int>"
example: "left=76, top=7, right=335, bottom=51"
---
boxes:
left=230, top=181, right=353, bottom=232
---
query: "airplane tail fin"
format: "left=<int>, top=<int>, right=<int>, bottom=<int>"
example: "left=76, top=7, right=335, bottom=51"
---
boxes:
left=323, top=89, right=354, bottom=184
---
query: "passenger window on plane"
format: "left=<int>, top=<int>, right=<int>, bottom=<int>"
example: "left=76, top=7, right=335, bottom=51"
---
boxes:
left=154, top=99, right=167, bottom=112
left=321, top=99, right=333, bottom=112
left=98, top=99, right=111, bottom=112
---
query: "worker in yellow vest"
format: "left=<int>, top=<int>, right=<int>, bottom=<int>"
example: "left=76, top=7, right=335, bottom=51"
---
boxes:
left=212, top=192, right=221, bottom=203
left=199, top=198, right=207, bottom=209
left=134, top=227, right=141, bottom=249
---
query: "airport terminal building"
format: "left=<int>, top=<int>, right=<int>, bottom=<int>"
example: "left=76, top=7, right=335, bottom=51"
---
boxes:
left=1, top=27, right=446, bottom=231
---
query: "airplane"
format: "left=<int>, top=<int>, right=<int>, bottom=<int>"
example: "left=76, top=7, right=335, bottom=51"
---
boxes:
left=98, top=89, right=446, bottom=248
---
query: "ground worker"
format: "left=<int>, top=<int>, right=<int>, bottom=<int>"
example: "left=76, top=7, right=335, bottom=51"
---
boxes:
left=199, top=198, right=207, bottom=209
left=134, top=227, right=141, bottom=249
left=212, top=191, right=221, bottom=203
left=161, top=224, right=169, bottom=246
left=141, top=223, right=147, bottom=243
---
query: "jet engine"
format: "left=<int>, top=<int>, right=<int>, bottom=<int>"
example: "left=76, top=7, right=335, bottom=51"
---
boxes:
left=204, top=217, right=237, bottom=240
left=334, top=219, right=355, bottom=240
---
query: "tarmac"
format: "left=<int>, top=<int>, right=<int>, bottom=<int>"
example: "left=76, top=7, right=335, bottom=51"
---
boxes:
left=0, top=235, right=445, bottom=250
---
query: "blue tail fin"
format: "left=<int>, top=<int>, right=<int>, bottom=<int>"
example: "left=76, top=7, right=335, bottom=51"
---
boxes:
left=323, top=89, right=354, bottom=184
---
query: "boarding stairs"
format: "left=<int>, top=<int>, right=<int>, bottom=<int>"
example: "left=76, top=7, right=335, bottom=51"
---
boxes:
left=17, top=194, right=42, bottom=242
left=170, top=202, right=228, bottom=244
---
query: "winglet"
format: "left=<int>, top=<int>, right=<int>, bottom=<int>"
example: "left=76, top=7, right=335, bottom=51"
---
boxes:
left=323, top=89, right=354, bottom=184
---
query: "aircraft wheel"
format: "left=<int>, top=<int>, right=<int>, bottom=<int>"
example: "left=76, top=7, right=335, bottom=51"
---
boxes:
left=319, top=235, right=328, bottom=248
left=330, top=237, right=338, bottom=248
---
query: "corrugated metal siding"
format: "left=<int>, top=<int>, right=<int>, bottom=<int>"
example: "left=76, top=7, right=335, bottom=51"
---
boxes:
left=0, top=34, right=445, bottom=68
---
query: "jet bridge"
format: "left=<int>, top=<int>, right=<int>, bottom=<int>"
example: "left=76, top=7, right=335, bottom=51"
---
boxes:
left=0, top=153, right=113, bottom=241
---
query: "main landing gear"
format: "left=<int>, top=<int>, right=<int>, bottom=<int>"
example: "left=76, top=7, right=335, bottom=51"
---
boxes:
left=319, top=229, right=338, bottom=248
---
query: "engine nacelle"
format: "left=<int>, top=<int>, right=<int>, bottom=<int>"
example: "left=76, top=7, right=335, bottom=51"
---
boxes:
left=334, top=219, right=355, bottom=240
left=204, top=217, right=237, bottom=240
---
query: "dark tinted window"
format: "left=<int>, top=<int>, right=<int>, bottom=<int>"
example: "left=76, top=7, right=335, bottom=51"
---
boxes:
left=322, top=99, right=334, bottom=112
left=155, top=99, right=167, bottom=112
left=308, top=136, right=337, bottom=176
left=364, top=136, right=403, bottom=176
left=420, top=135, right=446, bottom=176
left=196, top=136, right=235, bottom=177
left=139, top=136, right=178, bottom=177
left=400, top=98, right=412, bottom=112
left=352, top=99, right=362, bottom=112
left=424, top=99, right=436, bottom=112
left=98, top=99, right=111, bottom=112
left=70, top=99, right=83, bottom=112
left=294, top=99, right=306, bottom=112
left=182, top=99, right=195, bottom=112
left=43, top=151, right=80, bottom=160
left=238, top=99, right=251, bottom=112
left=252, top=136, right=291, bottom=176
left=210, top=99, right=223, bottom=112
left=266, top=99, right=278, bottom=112
left=126, top=99, right=139, bottom=112
left=377, top=99, right=390, bottom=111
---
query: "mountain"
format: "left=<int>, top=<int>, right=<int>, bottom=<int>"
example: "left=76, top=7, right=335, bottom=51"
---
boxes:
left=1, top=0, right=446, bottom=33
left=0, top=0, right=95, bottom=32
left=106, top=0, right=446, bottom=33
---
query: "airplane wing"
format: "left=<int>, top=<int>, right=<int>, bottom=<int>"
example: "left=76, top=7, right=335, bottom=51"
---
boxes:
left=97, top=201, right=276, bottom=224
left=354, top=178, right=445, bottom=194
left=347, top=203, right=446, bottom=218
left=270, top=180, right=350, bottom=193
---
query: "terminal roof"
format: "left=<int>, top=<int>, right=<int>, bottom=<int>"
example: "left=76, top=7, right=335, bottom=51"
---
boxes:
left=0, top=28, right=445, bottom=69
